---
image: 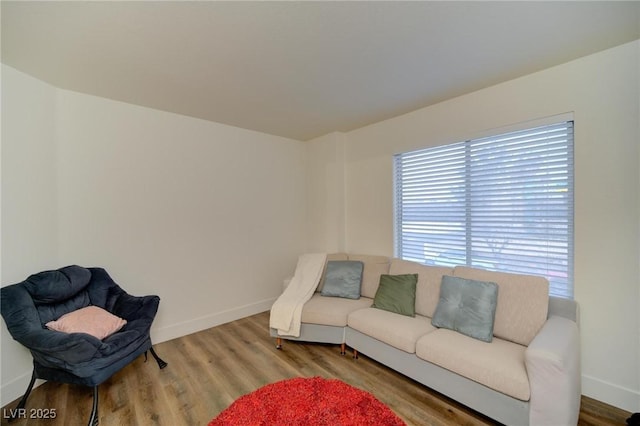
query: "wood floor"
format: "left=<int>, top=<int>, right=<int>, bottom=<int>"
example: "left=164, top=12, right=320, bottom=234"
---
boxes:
left=1, top=311, right=631, bottom=426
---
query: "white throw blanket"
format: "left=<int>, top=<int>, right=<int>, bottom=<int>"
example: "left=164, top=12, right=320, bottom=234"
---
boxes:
left=269, top=253, right=327, bottom=337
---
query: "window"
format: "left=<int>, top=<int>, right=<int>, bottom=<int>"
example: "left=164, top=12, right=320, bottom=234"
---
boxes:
left=394, top=121, right=574, bottom=298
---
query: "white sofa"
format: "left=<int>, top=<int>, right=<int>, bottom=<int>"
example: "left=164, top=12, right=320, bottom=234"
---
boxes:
left=270, top=254, right=581, bottom=426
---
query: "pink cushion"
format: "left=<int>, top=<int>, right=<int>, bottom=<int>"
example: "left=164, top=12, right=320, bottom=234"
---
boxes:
left=46, top=306, right=127, bottom=340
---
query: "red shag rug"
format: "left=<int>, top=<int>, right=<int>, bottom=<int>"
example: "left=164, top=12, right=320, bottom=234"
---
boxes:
left=209, top=376, right=406, bottom=426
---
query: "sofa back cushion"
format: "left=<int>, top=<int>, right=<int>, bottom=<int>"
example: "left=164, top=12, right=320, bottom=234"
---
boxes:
left=320, top=260, right=364, bottom=299
left=347, top=255, right=390, bottom=298
left=21, top=266, right=94, bottom=325
left=317, top=253, right=349, bottom=293
left=372, top=273, right=418, bottom=317
left=389, top=259, right=453, bottom=318
left=327, top=253, right=349, bottom=262
left=453, top=266, right=549, bottom=346
left=24, top=265, right=91, bottom=304
left=431, top=275, right=498, bottom=342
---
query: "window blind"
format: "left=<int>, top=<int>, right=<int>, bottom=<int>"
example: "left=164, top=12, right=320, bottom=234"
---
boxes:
left=394, top=121, right=574, bottom=298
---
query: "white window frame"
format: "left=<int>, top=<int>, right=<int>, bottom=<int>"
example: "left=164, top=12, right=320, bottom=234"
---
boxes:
left=393, top=118, right=574, bottom=298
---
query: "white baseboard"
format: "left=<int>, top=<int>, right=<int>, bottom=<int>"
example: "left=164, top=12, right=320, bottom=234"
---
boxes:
left=150, top=297, right=276, bottom=344
left=582, top=374, right=640, bottom=413
left=1, top=376, right=45, bottom=408
left=1, top=298, right=276, bottom=407
left=8, top=303, right=636, bottom=416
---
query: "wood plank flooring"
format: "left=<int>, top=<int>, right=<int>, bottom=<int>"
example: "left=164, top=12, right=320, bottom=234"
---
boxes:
left=1, top=311, right=632, bottom=426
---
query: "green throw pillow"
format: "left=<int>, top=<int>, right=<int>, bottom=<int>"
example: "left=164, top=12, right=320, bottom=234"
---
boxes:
left=431, top=275, right=498, bottom=342
left=320, top=260, right=364, bottom=299
left=372, top=274, right=418, bottom=317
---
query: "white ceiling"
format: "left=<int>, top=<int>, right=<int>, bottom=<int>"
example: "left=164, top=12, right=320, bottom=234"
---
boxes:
left=2, top=1, right=639, bottom=141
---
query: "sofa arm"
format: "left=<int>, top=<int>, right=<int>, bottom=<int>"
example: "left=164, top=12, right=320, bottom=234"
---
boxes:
left=525, top=315, right=581, bottom=426
left=23, top=329, right=102, bottom=366
left=112, top=293, right=160, bottom=323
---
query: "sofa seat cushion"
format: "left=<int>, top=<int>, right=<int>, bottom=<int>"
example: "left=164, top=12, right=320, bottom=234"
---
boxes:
left=416, top=328, right=530, bottom=401
left=348, top=308, right=435, bottom=354
left=301, top=294, right=373, bottom=327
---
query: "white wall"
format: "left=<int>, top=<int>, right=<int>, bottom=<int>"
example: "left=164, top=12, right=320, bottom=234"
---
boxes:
left=1, top=66, right=308, bottom=405
left=1, top=67, right=59, bottom=282
left=55, top=90, right=307, bottom=341
left=2, top=40, right=639, bottom=412
left=305, top=132, right=347, bottom=253
left=308, top=41, right=639, bottom=411
left=1, top=66, right=60, bottom=402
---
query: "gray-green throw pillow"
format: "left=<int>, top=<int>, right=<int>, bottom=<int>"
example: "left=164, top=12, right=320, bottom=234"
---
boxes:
left=320, top=261, right=364, bottom=299
left=371, top=274, right=418, bottom=317
left=431, top=275, right=498, bottom=342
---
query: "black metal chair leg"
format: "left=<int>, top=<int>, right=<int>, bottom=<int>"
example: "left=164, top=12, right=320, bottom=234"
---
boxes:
left=87, top=386, right=99, bottom=426
left=148, top=347, right=168, bottom=369
left=8, top=370, right=36, bottom=421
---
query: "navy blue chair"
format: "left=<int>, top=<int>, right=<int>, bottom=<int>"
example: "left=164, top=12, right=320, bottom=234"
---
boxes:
left=1, top=265, right=167, bottom=426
